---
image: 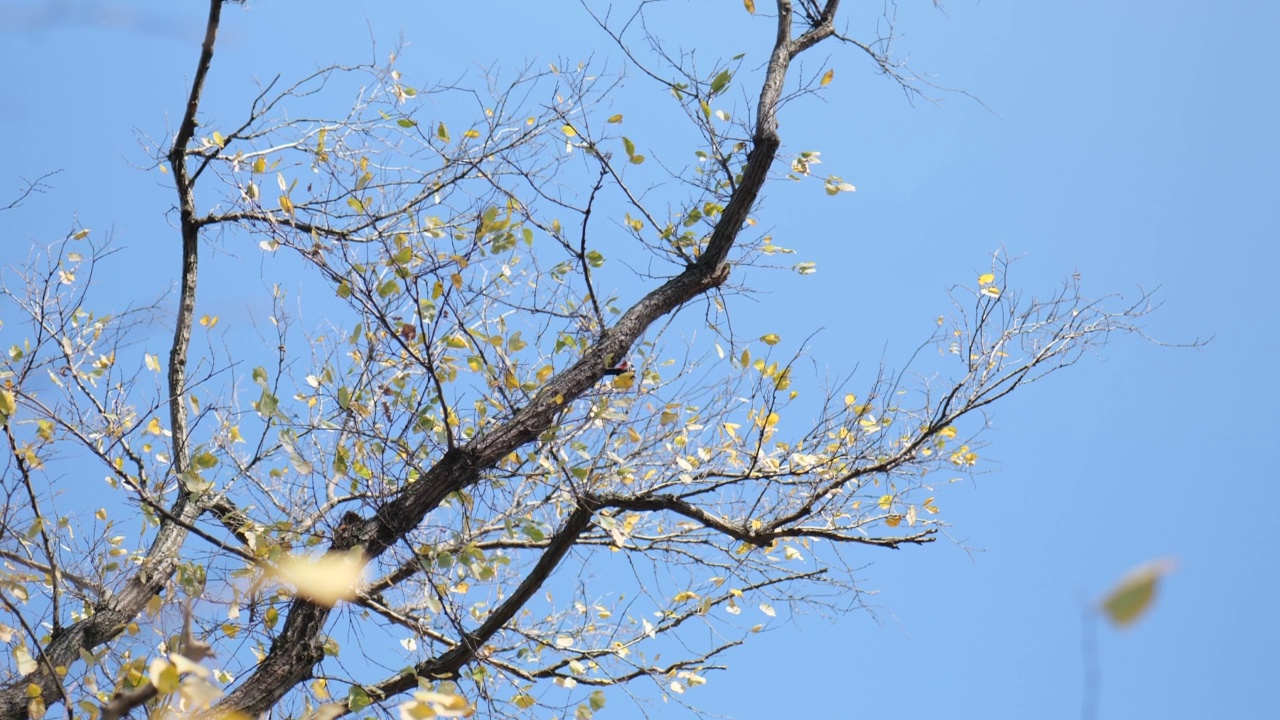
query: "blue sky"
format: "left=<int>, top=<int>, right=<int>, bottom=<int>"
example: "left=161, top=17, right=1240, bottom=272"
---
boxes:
left=3, top=1, right=1277, bottom=718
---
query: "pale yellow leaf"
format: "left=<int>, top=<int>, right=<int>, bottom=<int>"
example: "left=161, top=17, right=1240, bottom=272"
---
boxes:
left=270, top=551, right=365, bottom=607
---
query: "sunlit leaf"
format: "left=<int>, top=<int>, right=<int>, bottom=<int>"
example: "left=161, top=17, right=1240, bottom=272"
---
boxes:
left=820, top=68, right=835, bottom=87
left=148, top=658, right=180, bottom=695
left=14, top=647, right=37, bottom=675
left=0, top=390, right=15, bottom=425
left=270, top=551, right=365, bottom=607
left=743, top=0, right=755, bottom=13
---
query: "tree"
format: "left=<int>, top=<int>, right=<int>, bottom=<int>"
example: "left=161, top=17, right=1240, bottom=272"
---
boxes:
left=0, top=2, right=1153, bottom=719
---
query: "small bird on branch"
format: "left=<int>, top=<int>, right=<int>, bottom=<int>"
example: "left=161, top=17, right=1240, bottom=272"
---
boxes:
left=603, top=360, right=631, bottom=376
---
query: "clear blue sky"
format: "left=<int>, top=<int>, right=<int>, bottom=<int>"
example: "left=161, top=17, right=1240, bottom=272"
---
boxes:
left=3, top=1, right=1277, bottom=718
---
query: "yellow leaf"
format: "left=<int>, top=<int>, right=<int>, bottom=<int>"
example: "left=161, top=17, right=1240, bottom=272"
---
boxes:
left=252, top=156, right=266, bottom=173
left=14, top=647, right=37, bottom=674
left=279, top=195, right=294, bottom=214
left=939, top=425, right=958, bottom=439
left=270, top=551, right=365, bottom=607
left=145, top=417, right=165, bottom=436
left=0, top=389, right=15, bottom=422
left=760, top=333, right=781, bottom=345
left=612, top=372, right=635, bottom=390
left=1100, top=558, right=1176, bottom=627
left=211, top=131, right=225, bottom=148
left=982, top=286, right=1002, bottom=298
left=606, top=114, right=623, bottom=124
left=978, top=273, right=996, bottom=285
left=463, top=129, right=481, bottom=139
left=885, top=514, right=902, bottom=527
left=450, top=273, right=463, bottom=290
left=878, top=494, right=893, bottom=510
left=561, top=124, right=578, bottom=137
left=744, top=0, right=756, bottom=13
left=536, top=365, right=554, bottom=384
left=820, top=68, right=834, bottom=87
left=148, top=658, right=180, bottom=694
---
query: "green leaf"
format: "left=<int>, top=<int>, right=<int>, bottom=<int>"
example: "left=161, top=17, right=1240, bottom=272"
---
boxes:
left=378, top=278, right=400, bottom=298
left=193, top=452, right=219, bottom=469
left=623, top=137, right=636, bottom=158
left=256, top=389, right=278, bottom=417
left=589, top=691, right=606, bottom=711
left=347, top=686, right=372, bottom=712
left=710, top=70, right=732, bottom=96
left=396, top=118, right=417, bottom=128
left=1101, top=558, right=1176, bottom=627
left=436, top=122, right=450, bottom=142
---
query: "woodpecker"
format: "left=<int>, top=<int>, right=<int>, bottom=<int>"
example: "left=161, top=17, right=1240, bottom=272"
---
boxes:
left=603, top=360, right=631, bottom=376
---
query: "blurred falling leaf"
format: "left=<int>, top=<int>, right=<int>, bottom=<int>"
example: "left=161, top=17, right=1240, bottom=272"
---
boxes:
left=1100, top=557, right=1176, bottom=628
left=270, top=551, right=365, bottom=607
